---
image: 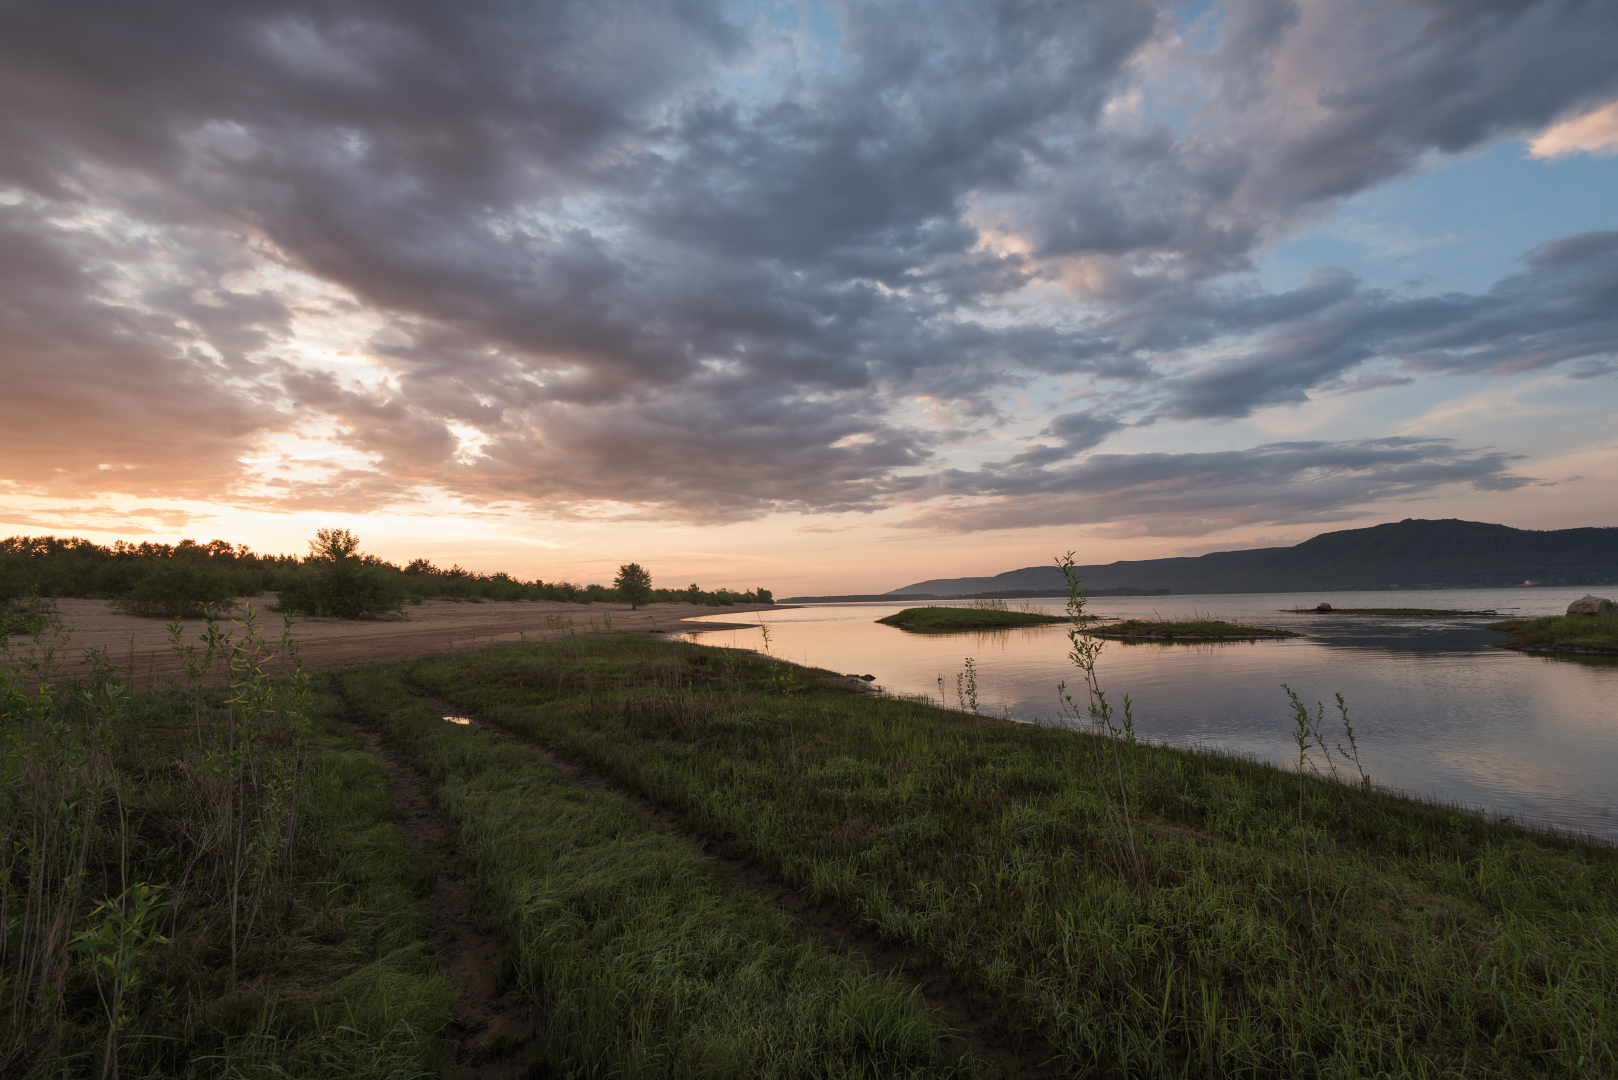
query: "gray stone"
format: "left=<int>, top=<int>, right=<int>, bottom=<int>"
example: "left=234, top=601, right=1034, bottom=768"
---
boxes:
left=1315, top=602, right=1332, bottom=612
left=1566, top=594, right=1617, bottom=616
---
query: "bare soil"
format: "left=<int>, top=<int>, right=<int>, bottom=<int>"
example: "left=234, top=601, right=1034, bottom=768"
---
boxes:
left=403, top=683, right=1063, bottom=1079
left=4, top=596, right=776, bottom=689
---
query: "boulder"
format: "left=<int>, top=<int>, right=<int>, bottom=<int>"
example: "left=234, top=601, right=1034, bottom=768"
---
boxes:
left=1315, top=602, right=1332, bottom=612
left=1566, top=594, right=1617, bottom=616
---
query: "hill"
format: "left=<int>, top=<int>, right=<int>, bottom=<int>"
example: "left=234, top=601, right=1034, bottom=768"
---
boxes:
left=889, top=519, right=1618, bottom=596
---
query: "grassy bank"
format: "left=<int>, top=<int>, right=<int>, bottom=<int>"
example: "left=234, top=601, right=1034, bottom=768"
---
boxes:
left=403, top=632, right=1617, bottom=1078
left=2, top=656, right=454, bottom=1077
left=1486, top=613, right=1618, bottom=654
left=1091, top=618, right=1296, bottom=641
left=339, top=664, right=970, bottom=1078
left=876, top=606, right=1068, bottom=632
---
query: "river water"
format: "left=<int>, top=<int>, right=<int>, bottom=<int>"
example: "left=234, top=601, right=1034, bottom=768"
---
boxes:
left=680, top=588, right=1617, bottom=842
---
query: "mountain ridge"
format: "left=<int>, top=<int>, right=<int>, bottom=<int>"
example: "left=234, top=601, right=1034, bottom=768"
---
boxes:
left=888, top=519, right=1618, bottom=597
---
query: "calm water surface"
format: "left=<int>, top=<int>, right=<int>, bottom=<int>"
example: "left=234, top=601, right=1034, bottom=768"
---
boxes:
left=681, top=588, right=1618, bottom=841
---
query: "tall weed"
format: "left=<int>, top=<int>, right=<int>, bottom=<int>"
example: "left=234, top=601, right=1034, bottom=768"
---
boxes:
left=1054, top=552, right=1144, bottom=886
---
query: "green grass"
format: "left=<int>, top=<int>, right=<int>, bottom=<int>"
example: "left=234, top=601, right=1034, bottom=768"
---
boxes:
left=5, top=678, right=455, bottom=1078
left=876, top=606, right=1068, bottom=632
left=340, top=664, right=971, bottom=1079
left=1092, top=618, right=1296, bottom=641
left=1486, top=613, right=1618, bottom=653
left=403, top=633, right=1618, bottom=1079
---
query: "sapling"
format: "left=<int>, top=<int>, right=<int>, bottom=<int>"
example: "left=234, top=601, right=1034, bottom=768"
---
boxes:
left=955, top=657, right=979, bottom=715
left=1055, top=552, right=1144, bottom=885
left=1284, top=684, right=1320, bottom=929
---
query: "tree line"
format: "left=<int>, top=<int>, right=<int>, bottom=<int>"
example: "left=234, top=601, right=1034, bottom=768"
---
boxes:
left=0, top=532, right=772, bottom=619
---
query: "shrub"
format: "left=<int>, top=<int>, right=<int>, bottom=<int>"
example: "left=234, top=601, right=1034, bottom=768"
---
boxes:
left=109, top=561, right=239, bottom=619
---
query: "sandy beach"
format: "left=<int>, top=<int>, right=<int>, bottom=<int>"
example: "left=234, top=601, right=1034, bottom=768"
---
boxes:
left=3, top=596, right=779, bottom=689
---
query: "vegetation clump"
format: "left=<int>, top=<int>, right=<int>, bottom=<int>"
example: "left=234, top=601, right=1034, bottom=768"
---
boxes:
left=1091, top=617, right=1296, bottom=641
left=1, top=610, right=454, bottom=1078
left=107, top=559, right=241, bottom=618
left=1487, top=612, right=1618, bottom=654
left=274, top=528, right=408, bottom=619
left=876, top=603, right=1068, bottom=632
left=1287, top=606, right=1499, bottom=617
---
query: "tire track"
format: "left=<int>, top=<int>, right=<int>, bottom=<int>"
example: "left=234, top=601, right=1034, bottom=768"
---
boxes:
left=403, top=683, right=1066, bottom=1080
left=338, top=699, right=544, bottom=1079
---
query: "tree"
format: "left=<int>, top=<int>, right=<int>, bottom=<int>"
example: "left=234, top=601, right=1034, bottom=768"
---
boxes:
left=310, top=527, right=360, bottom=562
left=614, top=563, right=653, bottom=610
left=278, top=529, right=406, bottom=618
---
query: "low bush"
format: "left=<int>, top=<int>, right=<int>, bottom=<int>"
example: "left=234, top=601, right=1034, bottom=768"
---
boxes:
left=107, top=560, right=246, bottom=619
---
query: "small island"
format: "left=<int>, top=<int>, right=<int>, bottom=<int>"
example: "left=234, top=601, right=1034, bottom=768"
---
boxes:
left=1091, top=618, right=1297, bottom=642
left=876, top=606, right=1069, bottom=632
left=1286, top=606, right=1499, bottom=617
left=1486, top=614, right=1618, bottom=655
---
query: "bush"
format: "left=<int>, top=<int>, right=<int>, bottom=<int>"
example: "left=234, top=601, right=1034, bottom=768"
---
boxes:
left=275, top=530, right=407, bottom=619
left=109, top=561, right=240, bottom=619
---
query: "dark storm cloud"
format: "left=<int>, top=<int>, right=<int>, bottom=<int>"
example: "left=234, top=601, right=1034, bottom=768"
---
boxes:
left=901, top=438, right=1533, bottom=533
left=0, top=0, right=1614, bottom=524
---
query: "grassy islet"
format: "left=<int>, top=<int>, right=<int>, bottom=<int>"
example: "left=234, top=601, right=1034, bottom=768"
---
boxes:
left=876, top=606, right=1068, bottom=632
left=1487, top=612, right=1618, bottom=654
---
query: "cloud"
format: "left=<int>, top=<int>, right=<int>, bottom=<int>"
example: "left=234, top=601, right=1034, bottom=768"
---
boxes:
left=1053, top=231, right=1618, bottom=421
left=0, top=202, right=287, bottom=497
left=1529, top=99, right=1618, bottom=158
left=0, top=0, right=1614, bottom=532
left=899, top=437, right=1534, bottom=533
left=1005, top=411, right=1128, bottom=466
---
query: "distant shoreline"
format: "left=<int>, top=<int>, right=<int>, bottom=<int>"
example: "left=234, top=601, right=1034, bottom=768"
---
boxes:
left=781, top=582, right=1597, bottom=604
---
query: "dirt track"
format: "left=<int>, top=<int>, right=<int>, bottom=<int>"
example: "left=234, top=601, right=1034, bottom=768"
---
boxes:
left=3, top=596, right=776, bottom=689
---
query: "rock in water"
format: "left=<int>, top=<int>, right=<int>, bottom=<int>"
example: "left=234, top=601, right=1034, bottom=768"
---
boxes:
left=1566, top=594, right=1617, bottom=616
left=1315, top=602, right=1332, bottom=612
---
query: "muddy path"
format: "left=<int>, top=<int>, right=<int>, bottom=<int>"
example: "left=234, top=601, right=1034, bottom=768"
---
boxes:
left=4, top=596, right=777, bottom=690
left=404, top=683, right=1065, bottom=1080
left=339, top=702, right=544, bottom=1079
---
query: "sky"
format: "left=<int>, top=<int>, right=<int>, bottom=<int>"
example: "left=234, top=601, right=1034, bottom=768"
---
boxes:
left=1, top=0, right=1615, bottom=595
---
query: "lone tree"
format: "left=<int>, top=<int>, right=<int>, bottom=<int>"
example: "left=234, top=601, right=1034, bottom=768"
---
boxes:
left=614, top=562, right=653, bottom=610
left=278, top=528, right=406, bottom=618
